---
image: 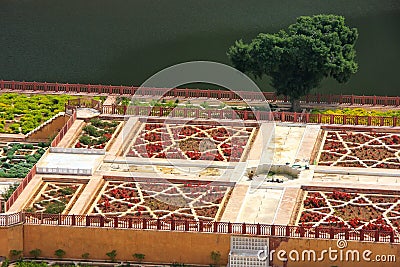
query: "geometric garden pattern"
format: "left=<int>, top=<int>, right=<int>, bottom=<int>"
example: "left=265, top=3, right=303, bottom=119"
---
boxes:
left=126, top=123, right=254, bottom=162
left=297, top=190, right=400, bottom=234
left=318, top=130, right=400, bottom=168
left=90, top=180, right=232, bottom=221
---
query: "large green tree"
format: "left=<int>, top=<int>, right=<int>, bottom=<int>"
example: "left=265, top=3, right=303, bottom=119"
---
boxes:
left=227, top=14, right=358, bottom=111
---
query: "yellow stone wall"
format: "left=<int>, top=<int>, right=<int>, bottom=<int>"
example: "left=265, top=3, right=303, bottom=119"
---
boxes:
left=23, top=225, right=230, bottom=265
left=1, top=224, right=399, bottom=267
left=270, top=237, right=400, bottom=267
left=26, top=115, right=68, bottom=142
left=0, top=225, right=24, bottom=258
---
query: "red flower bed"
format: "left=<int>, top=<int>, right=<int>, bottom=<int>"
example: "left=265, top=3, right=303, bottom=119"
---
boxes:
left=299, top=211, right=324, bottom=223
left=91, top=180, right=232, bottom=221
left=298, top=190, right=400, bottom=234
left=127, top=123, right=253, bottom=162
left=319, top=130, right=400, bottom=169
left=326, top=191, right=355, bottom=201
left=304, top=196, right=326, bottom=208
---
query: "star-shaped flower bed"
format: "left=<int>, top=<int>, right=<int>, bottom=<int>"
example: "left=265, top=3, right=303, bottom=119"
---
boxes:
left=318, top=130, right=400, bottom=168
left=297, top=190, right=400, bottom=236
left=90, top=180, right=232, bottom=222
left=126, top=123, right=255, bottom=162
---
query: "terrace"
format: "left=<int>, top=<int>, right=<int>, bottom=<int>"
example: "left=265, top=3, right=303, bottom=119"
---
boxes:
left=1, top=93, right=400, bottom=267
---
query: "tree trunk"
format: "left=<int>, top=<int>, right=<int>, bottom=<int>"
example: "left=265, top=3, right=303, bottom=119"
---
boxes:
left=291, top=98, right=301, bottom=112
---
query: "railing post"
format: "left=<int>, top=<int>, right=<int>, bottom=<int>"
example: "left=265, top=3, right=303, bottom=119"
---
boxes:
left=157, top=218, right=161, bottom=230
left=214, top=221, right=218, bottom=233
left=199, top=220, right=203, bottom=232
left=128, top=217, right=133, bottom=228
left=375, top=230, right=380, bottom=242
left=58, top=213, right=62, bottom=225
left=285, top=226, right=290, bottom=237
left=228, top=222, right=232, bottom=233
left=171, top=218, right=175, bottom=231
left=71, top=215, right=76, bottom=226
left=330, top=228, right=334, bottom=239
left=300, top=226, right=305, bottom=237
left=100, top=216, right=104, bottom=227
left=390, top=231, right=394, bottom=243
left=142, top=218, right=147, bottom=229
left=271, top=225, right=275, bottom=236
left=315, top=227, right=319, bottom=238
left=20, top=212, right=25, bottom=224
left=241, top=223, right=246, bottom=234
left=85, top=215, right=90, bottom=226
left=345, top=228, right=349, bottom=240
left=185, top=220, right=189, bottom=231
left=359, top=229, right=364, bottom=241
left=256, top=223, right=261, bottom=235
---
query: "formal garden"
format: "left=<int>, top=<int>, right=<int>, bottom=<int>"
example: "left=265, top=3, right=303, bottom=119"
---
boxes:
left=126, top=123, right=255, bottom=162
left=0, top=142, right=48, bottom=178
left=296, top=190, right=400, bottom=233
left=0, top=94, right=76, bottom=134
left=317, top=130, right=400, bottom=168
left=73, top=118, right=122, bottom=149
left=90, top=180, right=232, bottom=222
left=24, top=182, right=85, bottom=214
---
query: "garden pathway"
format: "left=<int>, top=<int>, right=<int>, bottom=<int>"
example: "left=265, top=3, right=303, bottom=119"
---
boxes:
left=264, top=125, right=305, bottom=165
left=57, top=120, right=85, bottom=148
left=273, top=187, right=301, bottom=225
left=295, top=124, right=320, bottom=163
left=220, top=184, right=248, bottom=222
left=236, top=187, right=283, bottom=224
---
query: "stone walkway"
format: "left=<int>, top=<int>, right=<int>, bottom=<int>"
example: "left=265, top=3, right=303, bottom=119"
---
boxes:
left=236, top=187, right=283, bottom=224
left=57, top=120, right=85, bottom=148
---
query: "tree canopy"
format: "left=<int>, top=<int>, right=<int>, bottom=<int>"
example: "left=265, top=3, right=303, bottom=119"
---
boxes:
left=227, top=14, right=359, bottom=111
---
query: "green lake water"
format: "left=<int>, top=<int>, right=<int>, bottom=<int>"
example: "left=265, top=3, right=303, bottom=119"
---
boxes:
left=0, top=0, right=399, bottom=95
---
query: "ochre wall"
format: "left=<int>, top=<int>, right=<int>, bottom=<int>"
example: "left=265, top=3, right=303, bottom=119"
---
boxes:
left=23, top=225, right=230, bottom=265
left=271, top=237, right=400, bottom=267
left=1, top=224, right=400, bottom=267
left=26, top=115, right=68, bottom=142
left=0, top=225, right=23, bottom=258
